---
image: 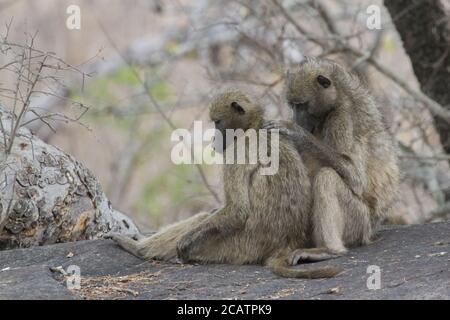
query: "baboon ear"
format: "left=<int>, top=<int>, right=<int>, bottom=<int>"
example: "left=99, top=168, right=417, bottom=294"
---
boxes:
left=231, top=101, right=245, bottom=114
left=317, top=75, right=331, bottom=88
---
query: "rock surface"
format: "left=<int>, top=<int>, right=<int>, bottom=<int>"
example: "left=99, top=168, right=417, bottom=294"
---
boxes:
left=0, top=222, right=449, bottom=300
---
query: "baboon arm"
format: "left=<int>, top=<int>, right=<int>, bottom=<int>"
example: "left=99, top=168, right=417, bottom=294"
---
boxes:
left=303, top=134, right=363, bottom=196
left=177, top=205, right=246, bottom=263
left=284, top=120, right=365, bottom=197
left=263, top=119, right=364, bottom=196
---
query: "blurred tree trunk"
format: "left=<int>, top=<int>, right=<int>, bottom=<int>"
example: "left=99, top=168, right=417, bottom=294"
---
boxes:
left=0, top=106, right=140, bottom=250
left=384, top=0, right=450, bottom=199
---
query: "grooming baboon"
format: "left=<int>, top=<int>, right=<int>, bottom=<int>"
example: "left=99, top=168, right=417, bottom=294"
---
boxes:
left=264, top=57, right=400, bottom=263
left=110, top=90, right=342, bottom=279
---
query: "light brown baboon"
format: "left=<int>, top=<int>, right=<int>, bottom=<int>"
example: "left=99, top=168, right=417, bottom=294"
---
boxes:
left=109, top=90, right=342, bottom=279
left=264, top=57, right=400, bottom=263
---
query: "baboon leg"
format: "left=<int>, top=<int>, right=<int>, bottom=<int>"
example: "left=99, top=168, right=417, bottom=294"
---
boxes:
left=111, top=212, right=211, bottom=261
left=312, top=167, right=372, bottom=257
left=177, top=206, right=245, bottom=264
left=139, top=211, right=213, bottom=261
left=178, top=233, right=242, bottom=264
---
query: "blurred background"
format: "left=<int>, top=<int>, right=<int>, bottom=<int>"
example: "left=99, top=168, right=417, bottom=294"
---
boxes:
left=1, top=0, right=449, bottom=231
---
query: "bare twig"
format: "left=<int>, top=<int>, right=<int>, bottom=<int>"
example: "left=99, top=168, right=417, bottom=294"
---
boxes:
left=0, top=24, right=92, bottom=155
left=6, top=56, right=47, bottom=154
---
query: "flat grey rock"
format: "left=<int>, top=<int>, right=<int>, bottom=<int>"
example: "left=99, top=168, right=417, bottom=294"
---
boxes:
left=0, top=222, right=449, bottom=299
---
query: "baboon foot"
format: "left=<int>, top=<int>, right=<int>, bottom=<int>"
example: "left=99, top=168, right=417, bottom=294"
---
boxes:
left=290, top=248, right=345, bottom=265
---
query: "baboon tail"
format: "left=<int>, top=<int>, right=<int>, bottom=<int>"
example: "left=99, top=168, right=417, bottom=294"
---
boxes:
left=269, top=259, right=343, bottom=279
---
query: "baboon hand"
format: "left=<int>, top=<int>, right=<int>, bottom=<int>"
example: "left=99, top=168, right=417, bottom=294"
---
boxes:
left=262, top=120, right=305, bottom=140
left=104, top=232, right=127, bottom=242
left=262, top=120, right=289, bottom=133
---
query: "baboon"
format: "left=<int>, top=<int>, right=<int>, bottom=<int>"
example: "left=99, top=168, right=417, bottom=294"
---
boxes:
left=110, top=90, right=342, bottom=279
left=264, top=57, right=400, bottom=263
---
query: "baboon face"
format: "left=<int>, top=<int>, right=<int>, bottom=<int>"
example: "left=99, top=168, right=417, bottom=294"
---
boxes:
left=209, top=91, right=262, bottom=153
left=285, top=59, right=338, bottom=119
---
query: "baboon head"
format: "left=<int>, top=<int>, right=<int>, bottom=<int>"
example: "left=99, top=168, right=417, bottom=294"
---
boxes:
left=209, top=90, right=263, bottom=153
left=285, top=57, right=339, bottom=122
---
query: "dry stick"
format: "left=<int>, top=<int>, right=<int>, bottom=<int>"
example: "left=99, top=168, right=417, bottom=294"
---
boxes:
left=351, top=29, right=384, bottom=70
left=271, top=0, right=329, bottom=49
left=0, top=112, right=8, bottom=150
left=96, top=20, right=221, bottom=204
left=312, top=0, right=383, bottom=70
left=8, top=51, right=25, bottom=148
left=271, top=0, right=450, bottom=125
left=20, top=110, right=58, bottom=132
left=350, top=49, right=450, bottom=125
left=6, top=56, right=47, bottom=155
left=311, top=0, right=339, bottom=36
left=1, top=40, right=92, bottom=78
left=1, top=30, right=90, bottom=151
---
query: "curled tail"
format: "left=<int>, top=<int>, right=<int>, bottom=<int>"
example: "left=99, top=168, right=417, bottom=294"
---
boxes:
left=268, top=258, right=343, bottom=279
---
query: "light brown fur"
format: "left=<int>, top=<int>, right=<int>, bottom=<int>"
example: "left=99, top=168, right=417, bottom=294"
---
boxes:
left=110, top=90, right=342, bottom=279
left=264, top=57, right=400, bottom=262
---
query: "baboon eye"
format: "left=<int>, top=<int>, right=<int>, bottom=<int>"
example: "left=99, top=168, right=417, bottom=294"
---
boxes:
left=317, top=75, right=331, bottom=88
left=231, top=101, right=245, bottom=115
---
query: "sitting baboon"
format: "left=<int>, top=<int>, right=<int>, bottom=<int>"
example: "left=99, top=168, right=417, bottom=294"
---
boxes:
left=110, top=90, right=342, bottom=279
left=264, top=57, right=400, bottom=263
